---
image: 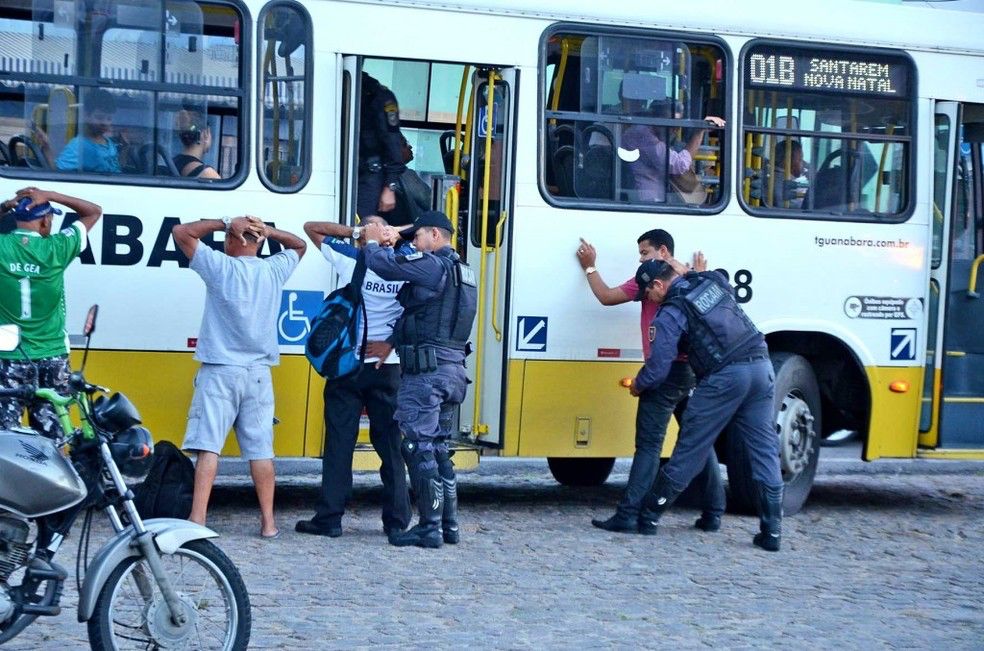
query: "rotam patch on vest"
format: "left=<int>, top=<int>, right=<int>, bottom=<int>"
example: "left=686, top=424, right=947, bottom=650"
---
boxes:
left=690, top=282, right=727, bottom=315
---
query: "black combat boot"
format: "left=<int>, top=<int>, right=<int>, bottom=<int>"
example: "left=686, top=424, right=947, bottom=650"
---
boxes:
left=435, top=446, right=460, bottom=544
left=638, top=471, right=682, bottom=536
left=693, top=513, right=722, bottom=532
left=390, top=440, right=443, bottom=549
left=440, top=475, right=459, bottom=544
left=752, top=483, right=783, bottom=552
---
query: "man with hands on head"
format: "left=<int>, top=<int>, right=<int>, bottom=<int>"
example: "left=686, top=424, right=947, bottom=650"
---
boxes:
left=295, top=216, right=412, bottom=542
left=173, top=215, right=306, bottom=539
left=576, top=231, right=725, bottom=535
left=0, top=187, right=101, bottom=437
left=360, top=212, right=477, bottom=549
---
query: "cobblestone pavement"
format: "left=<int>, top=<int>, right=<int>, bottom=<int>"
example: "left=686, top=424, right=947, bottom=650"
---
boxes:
left=6, top=461, right=983, bottom=649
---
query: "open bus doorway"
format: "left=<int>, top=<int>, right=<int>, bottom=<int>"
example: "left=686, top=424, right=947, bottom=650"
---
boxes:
left=339, top=56, right=517, bottom=451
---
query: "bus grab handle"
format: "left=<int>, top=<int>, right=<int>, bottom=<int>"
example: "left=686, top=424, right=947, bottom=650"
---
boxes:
left=968, top=254, right=984, bottom=299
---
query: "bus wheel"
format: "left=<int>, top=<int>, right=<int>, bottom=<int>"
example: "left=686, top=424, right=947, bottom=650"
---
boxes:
left=547, top=457, right=615, bottom=486
left=726, top=353, right=821, bottom=516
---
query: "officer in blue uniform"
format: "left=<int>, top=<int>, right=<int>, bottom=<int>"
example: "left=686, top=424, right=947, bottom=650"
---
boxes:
left=362, top=211, right=477, bottom=549
left=631, top=259, right=784, bottom=551
left=358, top=73, right=406, bottom=220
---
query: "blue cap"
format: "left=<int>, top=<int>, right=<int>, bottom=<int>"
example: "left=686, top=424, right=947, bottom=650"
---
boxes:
left=403, top=210, right=454, bottom=237
left=634, top=259, right=671, bottom=300
left=11, top=197, right=62, bottom=221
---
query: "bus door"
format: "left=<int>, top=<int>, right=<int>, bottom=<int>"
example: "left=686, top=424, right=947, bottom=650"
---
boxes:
left=458, top=67, right=518, bottom=448
left=923, top=102, right=984, bottom=448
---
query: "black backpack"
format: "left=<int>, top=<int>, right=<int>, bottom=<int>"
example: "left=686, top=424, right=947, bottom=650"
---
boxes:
left=132, top=440, right=195, bottom=520
left=305, top=251, right=368, bottom=381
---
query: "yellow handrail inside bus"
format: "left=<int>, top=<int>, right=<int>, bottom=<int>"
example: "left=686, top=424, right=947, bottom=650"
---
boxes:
left=452, top=65, right=471, bottom=179
left=875, top=124, right=895, bottom=212
left=490, top=210, right=507, bottom=342
left=766, top=92, right=777, bottom=207
left=968, top=255, right=984, bottom=298
left=444, top=184, right=459, bottom=249
left=460, top=84, right=477, bottom=182
left=471, top=70, right=498, bottom=438
left=549, top=39, right=570, bottom=127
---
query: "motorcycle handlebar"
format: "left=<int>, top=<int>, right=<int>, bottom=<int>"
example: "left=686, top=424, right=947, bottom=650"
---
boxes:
left=0, top=386, right=36, bottom=400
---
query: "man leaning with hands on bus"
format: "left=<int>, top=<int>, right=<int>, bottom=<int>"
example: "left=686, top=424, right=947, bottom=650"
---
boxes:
left=0, top=187, right=102, bottom=437
left=173, top=215, right=306, bottom=539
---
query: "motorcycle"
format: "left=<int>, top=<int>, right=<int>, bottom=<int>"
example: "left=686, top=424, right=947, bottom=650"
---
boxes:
left=0, top=306, right=250, bottom=649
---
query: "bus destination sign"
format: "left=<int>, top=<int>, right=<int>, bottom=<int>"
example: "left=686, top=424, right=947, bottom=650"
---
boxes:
left=746, top=49, right=908, bottom=96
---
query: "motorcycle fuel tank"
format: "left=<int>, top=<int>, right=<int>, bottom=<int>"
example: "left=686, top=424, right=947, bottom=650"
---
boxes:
left=0, top=430, right=87, bottom=518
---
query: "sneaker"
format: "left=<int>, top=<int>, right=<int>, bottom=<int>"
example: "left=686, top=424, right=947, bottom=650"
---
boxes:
left=590, top=514, right=638, bottom=534
left=295, top=519, right=342, bottom=538
left=442, top=525, right=460, bottom=545
left=753, top=532, right=781, bottom=552
left=637, top=518, right=659, bottom=536
left=389, top=524, right=442, bottom=549
left=694, top=514, right=721, bottom=532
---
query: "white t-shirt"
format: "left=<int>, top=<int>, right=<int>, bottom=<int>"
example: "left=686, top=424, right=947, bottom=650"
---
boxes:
left=320, top=239, right=403, bottom=365
left=190, top=244, right=299, bottom=366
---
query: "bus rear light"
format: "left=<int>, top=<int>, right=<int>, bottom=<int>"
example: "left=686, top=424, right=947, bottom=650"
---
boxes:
left=889, top=381, right=910, bottom=393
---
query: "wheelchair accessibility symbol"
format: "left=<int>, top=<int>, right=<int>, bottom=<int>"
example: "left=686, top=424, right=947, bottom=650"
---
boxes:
left=277, top=290, right=322, bottom=345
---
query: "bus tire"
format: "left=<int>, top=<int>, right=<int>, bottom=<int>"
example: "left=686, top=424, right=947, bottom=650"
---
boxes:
left=547, top=457, right=615, bottom=486
left=726, top=353, right=821, bottom=516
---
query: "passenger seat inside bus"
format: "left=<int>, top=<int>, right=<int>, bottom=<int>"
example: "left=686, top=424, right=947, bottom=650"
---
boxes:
left=139, top=144, right=180, bottom=177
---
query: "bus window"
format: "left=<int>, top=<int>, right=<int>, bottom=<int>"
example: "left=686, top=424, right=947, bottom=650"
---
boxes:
left=740, top=41, right=914, bottom=220
left=258, top=1, right=312, bottom=192
left=541, top=29, right=728, bottom=211
left=0, top=0, right=246, bottom=186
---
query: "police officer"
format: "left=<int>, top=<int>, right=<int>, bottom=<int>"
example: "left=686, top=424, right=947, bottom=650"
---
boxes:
left=358, top=73, right=406, bottom=220
left=361, top=211, right=477, bottom=549
left=632, top=259, right=784, bottom=551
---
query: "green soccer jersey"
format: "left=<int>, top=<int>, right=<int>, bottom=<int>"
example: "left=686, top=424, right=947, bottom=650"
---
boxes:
left=0, top=224, right=85, bottom=360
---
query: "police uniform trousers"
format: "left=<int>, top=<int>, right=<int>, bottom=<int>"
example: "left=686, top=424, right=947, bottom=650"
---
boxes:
left=396, top=362, right=467, bottom=452
left=617, top=361, right=725, bottom=520
left=660, top=358, right=782, bottom=495
left=312, top=362, right=411, bottom=531
left=356, top=172, right=385, bottom=220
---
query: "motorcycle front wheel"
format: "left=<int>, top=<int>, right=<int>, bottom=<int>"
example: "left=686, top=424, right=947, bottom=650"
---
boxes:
left=87, top=539, right=250, bottom=650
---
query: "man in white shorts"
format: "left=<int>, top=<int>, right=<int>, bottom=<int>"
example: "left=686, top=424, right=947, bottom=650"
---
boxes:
left=174, top=215, right=306, bottom=538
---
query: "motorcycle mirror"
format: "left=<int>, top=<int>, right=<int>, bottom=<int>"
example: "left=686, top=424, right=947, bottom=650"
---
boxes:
left=83, top=305, right=99, bottom=337
left=0, top=324, right=20, bottom=352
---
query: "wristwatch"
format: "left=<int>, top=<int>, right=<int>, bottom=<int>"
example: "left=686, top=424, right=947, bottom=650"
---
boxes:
left=584, top=266, right=597, bottom=275
left=221, top=216, right=232, bottom=231
left=387, top=182, right=399, bottom=192
left=351, top=226, right=362, bottom=240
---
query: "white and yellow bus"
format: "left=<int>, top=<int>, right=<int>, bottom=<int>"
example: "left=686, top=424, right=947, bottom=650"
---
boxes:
left=1, top=0, right=982, bottom=514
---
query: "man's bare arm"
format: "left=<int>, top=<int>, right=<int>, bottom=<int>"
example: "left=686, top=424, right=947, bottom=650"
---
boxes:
left=576, top=237, right=632, bottom=306
left=16, top=187, right=102, bottom=231
left=302, top=221, right=353, bottom=248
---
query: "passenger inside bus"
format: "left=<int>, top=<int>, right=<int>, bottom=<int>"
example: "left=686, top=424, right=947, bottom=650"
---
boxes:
left=51, top=88, right=121, bottom=174
left=173, top=103, right=222, bottom=180
left=771, top=139, right=808, bottom=209
left=618, top=76, right=724, bottom=204
left=387, top=135, right=431, bottom=226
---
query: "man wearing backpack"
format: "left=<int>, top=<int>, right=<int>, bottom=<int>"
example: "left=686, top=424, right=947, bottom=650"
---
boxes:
left=295, top=216, right=411, bottom=541
left=174, top=215, right=306, bottom=539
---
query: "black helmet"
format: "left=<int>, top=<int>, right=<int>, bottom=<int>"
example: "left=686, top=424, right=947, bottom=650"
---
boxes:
left=110, top=425, right=154, bottom=477
left=92, top=393, right=142, bottom=432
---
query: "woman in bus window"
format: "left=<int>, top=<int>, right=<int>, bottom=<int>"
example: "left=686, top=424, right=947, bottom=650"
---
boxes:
left=53, top=88, right=122, bottom=174
left=173, top=105, right=221, bottom=180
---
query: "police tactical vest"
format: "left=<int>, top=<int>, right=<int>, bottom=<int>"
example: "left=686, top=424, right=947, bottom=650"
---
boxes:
left=396, top=249, right=477, bottom=350
left=665, top=272, right=763, bottom=378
